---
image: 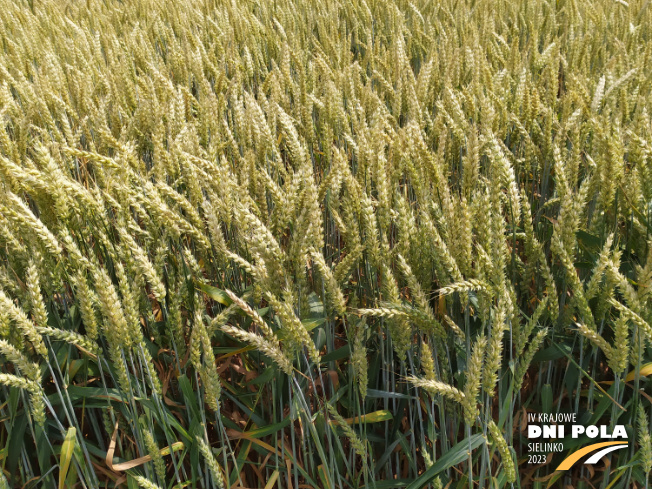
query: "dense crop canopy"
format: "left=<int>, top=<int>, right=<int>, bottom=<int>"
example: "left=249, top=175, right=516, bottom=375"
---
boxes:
left=0, top=0, right=651, bottom=487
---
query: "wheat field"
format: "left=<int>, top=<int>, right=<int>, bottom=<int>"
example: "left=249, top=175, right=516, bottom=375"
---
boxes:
left=0, top=0, right=651, bottom=487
